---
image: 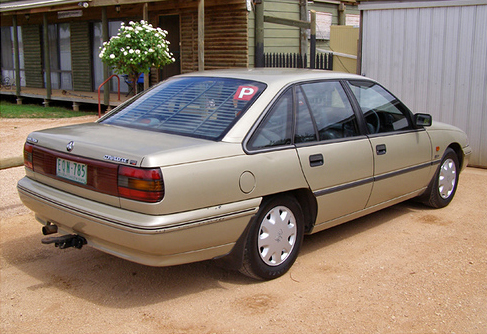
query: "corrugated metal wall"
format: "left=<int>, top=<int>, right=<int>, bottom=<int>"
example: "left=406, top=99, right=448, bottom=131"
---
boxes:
left=361, top=2, right=487, bottom=167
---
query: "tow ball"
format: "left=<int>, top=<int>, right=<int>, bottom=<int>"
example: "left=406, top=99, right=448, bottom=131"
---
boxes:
left=41, top=234, right=87, bottom=249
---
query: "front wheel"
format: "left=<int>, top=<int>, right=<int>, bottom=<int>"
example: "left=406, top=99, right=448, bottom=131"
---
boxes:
left=423, top=148, right=459, bottom=208
left=240, top=195, right=304, bottom=280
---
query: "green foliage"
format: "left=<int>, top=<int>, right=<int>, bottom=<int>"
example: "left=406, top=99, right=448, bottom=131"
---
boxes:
left=99, top=20, right=175, bottom=80
left=0, top=101, right=95, bottom=118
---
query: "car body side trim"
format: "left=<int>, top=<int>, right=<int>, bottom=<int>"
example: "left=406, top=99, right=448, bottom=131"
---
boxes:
left=374, top=160, right=440, bottom=182
left=313, top=159, right=440, bottom=198
left=314, top=177, right=374, bottom=197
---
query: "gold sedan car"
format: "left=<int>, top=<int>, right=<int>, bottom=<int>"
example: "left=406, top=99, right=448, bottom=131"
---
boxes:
left=18, top=69, right=471, bottom=280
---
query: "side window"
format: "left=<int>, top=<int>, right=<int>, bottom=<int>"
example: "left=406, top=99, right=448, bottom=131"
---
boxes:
left=298, top=81, right=360, bottom=141
left=247, top=89, right=293, bottom=150
left=347, top=81, right=413, bottom=134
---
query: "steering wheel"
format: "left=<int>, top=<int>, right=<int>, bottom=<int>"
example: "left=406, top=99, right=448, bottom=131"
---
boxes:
left=365, top=109, right=380, bottom=134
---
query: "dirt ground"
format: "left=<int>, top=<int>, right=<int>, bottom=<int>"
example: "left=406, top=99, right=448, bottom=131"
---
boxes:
left=1, top=117, right=486, bottom=333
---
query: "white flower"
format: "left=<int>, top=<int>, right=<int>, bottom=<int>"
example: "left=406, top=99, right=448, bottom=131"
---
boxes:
left=129, top=49, right=134, bottom=54
left=149, top=48, right=154, bottom=53
left=110, top=54, right=115, bottom=59
left=126, top=34, right=131, bottom=38
left=124, top=51, right=128, bottom=56
left=135, top=49, right=140, bottom=54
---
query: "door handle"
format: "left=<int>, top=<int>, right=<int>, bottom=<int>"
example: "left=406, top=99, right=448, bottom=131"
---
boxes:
left=376, top=144, right=387, bottom=155
left=309, top=154, right=324, bottom=167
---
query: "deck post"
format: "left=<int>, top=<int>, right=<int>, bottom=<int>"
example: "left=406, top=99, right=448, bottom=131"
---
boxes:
left=143, top=3, right=150, bottom=90
left=310, top=10, right=316, bottom=69
left=255, top=0, right=264, bottom=67
left=102, top=7, right=110, bottom=106
left=299, top=0, right=308, bottom=61
left=198, top=0, right=204, bottom=71
left=12, top=15, right=21, bottom=97
left=42, top=13, right=51, bottom=103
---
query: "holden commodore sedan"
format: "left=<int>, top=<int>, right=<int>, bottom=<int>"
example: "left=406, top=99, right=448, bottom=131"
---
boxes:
left=18, top=69, right=471, bottom=280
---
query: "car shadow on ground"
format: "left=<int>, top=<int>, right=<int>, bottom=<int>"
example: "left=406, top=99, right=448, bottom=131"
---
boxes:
left=1, top=200, right=430, bottom=309
left=300, top=200, right=427, bottom=257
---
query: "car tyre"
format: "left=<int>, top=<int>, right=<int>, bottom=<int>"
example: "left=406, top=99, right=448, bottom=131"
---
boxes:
left=240, top=195, right=304, bottom=280
left=423, top=148, right=459, bottom=208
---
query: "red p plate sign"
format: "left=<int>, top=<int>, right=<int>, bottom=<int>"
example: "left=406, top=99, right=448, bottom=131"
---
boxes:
left=234, top=86, right=258, bottom=101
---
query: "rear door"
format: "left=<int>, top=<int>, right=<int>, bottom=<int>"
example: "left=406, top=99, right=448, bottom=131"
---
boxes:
left=345, top=80, right=432, bottom=207
left=293, top=81, right=374, bottom=225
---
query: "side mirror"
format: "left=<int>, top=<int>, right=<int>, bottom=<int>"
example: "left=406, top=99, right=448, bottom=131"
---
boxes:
left=414, top=113, right=432, bottom=127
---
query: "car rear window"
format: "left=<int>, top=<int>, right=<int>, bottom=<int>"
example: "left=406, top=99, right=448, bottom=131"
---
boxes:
left=101, top=77, right=266, bottom=140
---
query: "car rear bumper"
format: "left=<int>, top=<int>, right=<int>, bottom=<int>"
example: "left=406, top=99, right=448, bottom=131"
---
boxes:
left=17, top=176, right=261, bottom=267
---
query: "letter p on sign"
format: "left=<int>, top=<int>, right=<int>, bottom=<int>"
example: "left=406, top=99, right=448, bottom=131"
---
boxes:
left=234, top=86, right=258, bottom=101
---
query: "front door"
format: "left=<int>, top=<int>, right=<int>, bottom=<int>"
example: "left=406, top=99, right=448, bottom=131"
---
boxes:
left=345, top=80, right=432, bottom=207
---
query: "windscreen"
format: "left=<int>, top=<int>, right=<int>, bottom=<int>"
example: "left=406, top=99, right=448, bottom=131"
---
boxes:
left=101, top=77, right=266, bottom=140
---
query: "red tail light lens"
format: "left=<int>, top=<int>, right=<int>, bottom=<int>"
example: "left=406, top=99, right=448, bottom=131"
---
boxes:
left=118, top=166, right=164, bottom=203
left=24, top=143, right=34, bottom=170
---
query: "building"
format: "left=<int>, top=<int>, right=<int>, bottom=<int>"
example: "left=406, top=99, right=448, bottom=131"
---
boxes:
left=1, top=0, right=358, bottom=108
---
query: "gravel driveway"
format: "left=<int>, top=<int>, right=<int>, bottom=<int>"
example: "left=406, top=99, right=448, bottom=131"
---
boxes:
left=1, top=117, right=486, bottom=333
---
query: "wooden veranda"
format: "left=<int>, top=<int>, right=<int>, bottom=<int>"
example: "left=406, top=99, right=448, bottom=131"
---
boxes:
left=0, top=86, right=131, bottom=112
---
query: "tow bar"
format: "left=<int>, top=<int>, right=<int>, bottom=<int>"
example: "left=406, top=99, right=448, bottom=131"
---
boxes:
left=42, top=234, right=87, bottom=249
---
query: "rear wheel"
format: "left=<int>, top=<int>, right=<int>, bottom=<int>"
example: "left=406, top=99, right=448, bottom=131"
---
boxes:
left=240, top=195, right=304, bottom=280
left=423, top=148, right=459, bottom=208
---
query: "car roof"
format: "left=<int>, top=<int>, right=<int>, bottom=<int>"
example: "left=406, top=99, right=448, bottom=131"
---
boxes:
left=176, top=68, right=372, bottom=86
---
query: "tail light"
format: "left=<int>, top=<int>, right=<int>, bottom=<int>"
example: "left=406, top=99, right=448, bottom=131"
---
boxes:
left=24, top=143, right=34, bottom=170
left=118, top=166, right=164, bottom=203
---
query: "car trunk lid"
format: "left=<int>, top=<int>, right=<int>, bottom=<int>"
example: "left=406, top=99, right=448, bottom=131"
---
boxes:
left=24, top=122, right=214, bottom=207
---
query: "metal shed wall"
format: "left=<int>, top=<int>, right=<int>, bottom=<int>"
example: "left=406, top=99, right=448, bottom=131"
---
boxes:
left=360, top=1, right=487, bottom=167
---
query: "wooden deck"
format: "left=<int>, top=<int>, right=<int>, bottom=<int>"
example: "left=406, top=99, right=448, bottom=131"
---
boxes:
left=0, top=86, right=131, bottom=111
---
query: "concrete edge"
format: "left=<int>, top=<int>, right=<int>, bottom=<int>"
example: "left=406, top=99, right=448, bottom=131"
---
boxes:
left=0, top=156, right=24, bottom=170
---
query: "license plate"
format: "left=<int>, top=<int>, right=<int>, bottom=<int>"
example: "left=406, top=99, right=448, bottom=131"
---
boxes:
left=56, top=158, right=87, bottom=185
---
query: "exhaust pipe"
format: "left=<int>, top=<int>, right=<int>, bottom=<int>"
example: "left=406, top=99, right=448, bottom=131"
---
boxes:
left=42, top=223, right=58, bottom=235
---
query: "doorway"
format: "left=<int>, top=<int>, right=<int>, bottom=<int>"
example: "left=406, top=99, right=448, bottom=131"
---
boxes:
left=159, top=15, right=181, bottom=81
